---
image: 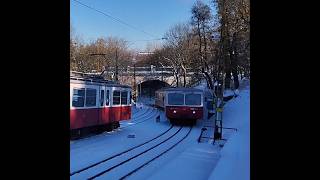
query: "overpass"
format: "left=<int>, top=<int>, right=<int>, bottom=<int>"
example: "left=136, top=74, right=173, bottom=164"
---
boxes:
left=102, top=66, right=198, bottom=99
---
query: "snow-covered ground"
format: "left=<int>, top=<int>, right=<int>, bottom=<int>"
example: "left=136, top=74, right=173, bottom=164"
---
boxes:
left=70, top=79, right=250, bottom=180
left=193, top=79, right=209, bottom=90
left=208, top=84, right=250, bottom=180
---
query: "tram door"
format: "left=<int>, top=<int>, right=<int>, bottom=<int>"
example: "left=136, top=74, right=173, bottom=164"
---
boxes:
left=99, top=86, right=111, bottom=125
left=110, top=87, right=122, bottom=122
left=120, top=89, right=130, bottom=120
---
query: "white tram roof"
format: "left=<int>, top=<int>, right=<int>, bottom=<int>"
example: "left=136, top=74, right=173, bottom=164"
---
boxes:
left=70, top=76, right=131, bottom=88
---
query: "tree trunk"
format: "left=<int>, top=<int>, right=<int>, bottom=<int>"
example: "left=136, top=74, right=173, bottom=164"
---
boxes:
left=232, top=68, right=239, bottom=89
left=224, top=70, right=231, bottom=89
left=203, top=71, right=214, bottom=90
left=181, top=63, right=187, bottom=87
left=202, top=24, right=208, bottom=63
left=172, top=66, right=179, bottom=87
left=175, top=74, right=179, bottom=87
left=197, top=21, right=202, bottom=64
left=230, top=33, right=239, bottom=89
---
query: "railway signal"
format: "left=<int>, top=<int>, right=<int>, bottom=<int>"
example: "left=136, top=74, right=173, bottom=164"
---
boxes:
left=213, top=77, right=224, bottom=144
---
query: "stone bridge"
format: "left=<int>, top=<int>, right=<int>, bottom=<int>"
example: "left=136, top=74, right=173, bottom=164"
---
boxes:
left=103, top=66, right=196, bottom=99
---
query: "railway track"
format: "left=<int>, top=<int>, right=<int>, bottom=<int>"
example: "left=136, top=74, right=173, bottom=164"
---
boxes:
left=70, top=124, right=174, bottom=177
left=131, top=107, right=151, bottom=119
left=120, top=112, right=159, bottom=129
left=120, top=107, right=159, bottom=129
left=127, top=107, right=154, bottom=124
left=70, top=125, right=192, bottom=180
left=119, top=126, right=193, bottom=180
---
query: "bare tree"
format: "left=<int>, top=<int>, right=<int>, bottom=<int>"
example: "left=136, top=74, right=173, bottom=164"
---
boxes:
left=191, top=0, right=215, bottom=89
left=191, top=0, right=213, bottom=70
left=163, top=23, right=194, bottom=87
left=213, top=0, right=250, bottom=89
left=70, top=35, right=134, bottom=80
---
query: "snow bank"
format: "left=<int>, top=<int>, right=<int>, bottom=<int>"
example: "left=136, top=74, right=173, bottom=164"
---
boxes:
left=193, top=80, right=209, bottom=90
left=208, top=86, right=250, bottom=180
left=223, top=89, right=237, bottom=97
left=208, top=121, right=250, bottom=180
left=239, top=78, right=250, bottom=90
left=147, top=144, right=220, bottom=180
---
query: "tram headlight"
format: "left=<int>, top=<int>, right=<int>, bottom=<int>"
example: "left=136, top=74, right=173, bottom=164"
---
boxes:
left=173, top=110, right=177, bottom=113
left=192, top=111, right=196, bottom=114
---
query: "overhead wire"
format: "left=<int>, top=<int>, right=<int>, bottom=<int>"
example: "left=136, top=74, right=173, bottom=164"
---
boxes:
left=72, top=0, right=159, bottom=39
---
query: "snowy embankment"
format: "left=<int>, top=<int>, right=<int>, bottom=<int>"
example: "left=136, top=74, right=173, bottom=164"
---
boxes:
left=208, top=81, right=250, bottom=180
left=208, top=120, right=249, bottom=180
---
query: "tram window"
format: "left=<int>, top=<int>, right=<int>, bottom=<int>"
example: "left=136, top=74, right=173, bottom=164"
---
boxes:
left=129, top=91, right=132, bottom=104
left=106, top=90, right=110, bottom=106
left=121, top=91, right=128, bottom=105
left=168, top=93, right=184, bottom=105
left=72, top=88, right=85, bottom=107
left=185, top=94, right=201, bottom=105
left=113, top=90, right=120, bottom=105
left=100, top=90, right=104, bottom=106
left=85, top=88, right=97, bottom=107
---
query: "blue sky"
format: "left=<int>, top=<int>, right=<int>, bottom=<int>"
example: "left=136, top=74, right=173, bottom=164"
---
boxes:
left=71, top=0, right=214, bottom=51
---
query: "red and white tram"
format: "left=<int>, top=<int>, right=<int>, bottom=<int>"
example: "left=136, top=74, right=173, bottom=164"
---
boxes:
left=70, top=73, right=131, bottom=138
left=155, top=87, right=214, bottom=125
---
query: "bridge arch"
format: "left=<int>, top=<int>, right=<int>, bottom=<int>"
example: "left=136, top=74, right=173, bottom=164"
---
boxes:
left=137, top=80, right=170, bottom=98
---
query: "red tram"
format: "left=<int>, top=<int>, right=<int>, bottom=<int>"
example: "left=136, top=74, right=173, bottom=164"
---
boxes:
left=70, top=72, right=131, bottom=138
left=155, top=87, right=214, bottom=125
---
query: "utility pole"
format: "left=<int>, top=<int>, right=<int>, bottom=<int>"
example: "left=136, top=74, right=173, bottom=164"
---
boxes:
left=139, top=82, right=142, bottom=99
left=213, top=61, right=225, bottom=144
left=133, top=63, right=136, bottom=101
left=115, top=48, right=119, bottom=81
left=212, top=0, right=227, bottom=144
left=90, top=53, right=107, bottom=77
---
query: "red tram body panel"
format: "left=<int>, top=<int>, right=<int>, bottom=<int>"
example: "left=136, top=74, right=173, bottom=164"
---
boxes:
left=70, top=108, right=100, bottom=130
left=166, top=106, right=203, bottom=120
left=70, top=72, right=132, bottom=137
left=99, top=107, right=111, bottom=125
